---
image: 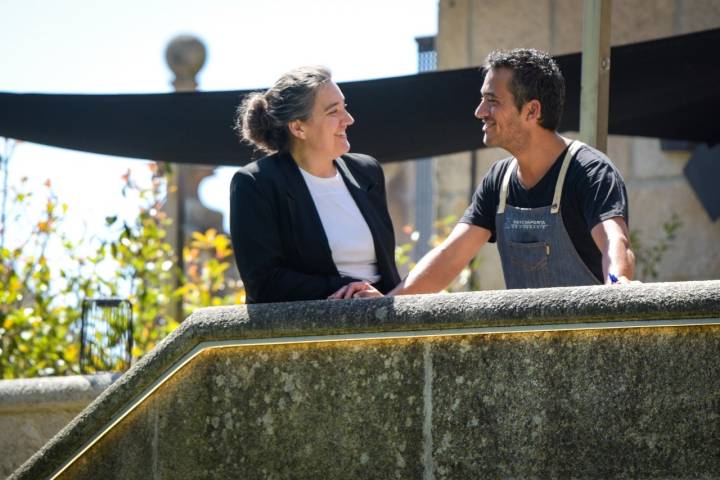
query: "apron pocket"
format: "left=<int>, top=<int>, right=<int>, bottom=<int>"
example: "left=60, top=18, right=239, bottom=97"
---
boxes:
left=507, top=241, right=549, bottom=271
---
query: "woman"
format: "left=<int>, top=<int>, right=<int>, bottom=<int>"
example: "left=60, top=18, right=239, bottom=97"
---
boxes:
left=230, top=66, right=400, bottom=303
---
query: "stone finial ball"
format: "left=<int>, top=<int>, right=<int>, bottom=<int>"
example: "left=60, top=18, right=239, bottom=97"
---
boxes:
left=165, top=34, right=207, bottom=78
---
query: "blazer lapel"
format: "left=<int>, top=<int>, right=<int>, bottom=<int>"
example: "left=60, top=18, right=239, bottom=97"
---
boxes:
left=277, top=152, right=338, bottom=275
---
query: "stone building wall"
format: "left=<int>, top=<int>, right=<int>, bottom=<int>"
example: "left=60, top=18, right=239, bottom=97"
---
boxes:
left=434, top=0, right=720, bottom=289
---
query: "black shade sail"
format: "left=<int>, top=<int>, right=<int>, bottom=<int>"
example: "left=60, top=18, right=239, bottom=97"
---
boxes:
left=1, top=28, right=718, bottom=166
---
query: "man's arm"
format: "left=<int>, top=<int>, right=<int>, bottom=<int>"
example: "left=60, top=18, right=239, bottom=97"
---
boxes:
left=390, top=223, right=491, bottom=295
left=590, top=216, right=636, bottom=284
left=330, top=223, right=491, bottom=299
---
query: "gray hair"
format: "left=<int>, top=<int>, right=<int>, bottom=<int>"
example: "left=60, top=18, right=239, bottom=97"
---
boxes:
left=235, top=66, right=332, bottom=154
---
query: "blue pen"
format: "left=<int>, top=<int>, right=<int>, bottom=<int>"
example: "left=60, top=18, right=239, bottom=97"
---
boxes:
left=608, top=273, right=618, bottom=284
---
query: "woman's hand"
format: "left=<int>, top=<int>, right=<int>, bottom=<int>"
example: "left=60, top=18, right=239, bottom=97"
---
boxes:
left=328, top=281, right=384, bottom=300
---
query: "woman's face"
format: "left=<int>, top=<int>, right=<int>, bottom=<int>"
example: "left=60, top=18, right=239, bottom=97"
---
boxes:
left=296, top=81, right=355, bottom=160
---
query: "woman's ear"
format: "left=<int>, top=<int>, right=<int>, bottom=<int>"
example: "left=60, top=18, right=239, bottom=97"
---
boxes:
left=288, top=120, right=306, bottom=140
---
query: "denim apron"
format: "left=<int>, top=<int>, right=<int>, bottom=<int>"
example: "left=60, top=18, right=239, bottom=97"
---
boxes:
left=496, top=140, right=600, bottom=289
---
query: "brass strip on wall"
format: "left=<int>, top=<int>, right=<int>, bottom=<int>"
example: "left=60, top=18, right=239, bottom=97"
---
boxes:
left=50, top=316, right=720, bottom=479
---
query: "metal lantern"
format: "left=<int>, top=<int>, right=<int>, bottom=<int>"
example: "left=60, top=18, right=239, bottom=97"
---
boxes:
left=79, top=298, right=133, bottom=373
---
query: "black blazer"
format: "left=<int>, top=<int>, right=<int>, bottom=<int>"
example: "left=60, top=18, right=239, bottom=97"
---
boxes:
left=230, top=151, right=400, bottom=304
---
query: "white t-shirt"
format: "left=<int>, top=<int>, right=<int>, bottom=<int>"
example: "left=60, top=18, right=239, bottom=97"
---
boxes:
left=299, top=168, right=380, bottom=283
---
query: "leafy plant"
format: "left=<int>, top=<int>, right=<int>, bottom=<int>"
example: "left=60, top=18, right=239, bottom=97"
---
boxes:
left=179, top=228, right=245, bottom=313
left=0, top=177, right=87, bottom=377
left=0, top=154, right=245, bottom=379
left=100, top=166, right=183, bottom=358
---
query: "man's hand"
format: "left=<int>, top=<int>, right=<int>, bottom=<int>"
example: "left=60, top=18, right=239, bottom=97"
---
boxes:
left=606, top=274, right=640, bottom=285
left=328, top=281, right=383, bottom=300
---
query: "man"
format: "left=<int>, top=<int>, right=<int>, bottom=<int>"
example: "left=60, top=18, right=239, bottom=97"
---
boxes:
left=332, top=48, right=635, bottom=299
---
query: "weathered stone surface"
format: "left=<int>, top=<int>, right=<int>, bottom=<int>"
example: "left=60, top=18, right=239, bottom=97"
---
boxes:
left=606, top=134, right=632, bottom=178
left=433, top=152, right=475, bottom=221
left=0, top=374, right=118, bottom=478
left=0, top=373, right=117, bottom=413
left=0, top=410, right=80, bottom=479
left=11, top=281, right=720, bottom=479
left=472, top=0, right=551, bottom=62
left=611, top=0, right=676, bottom=43
left=429, top=326, right=720, bottom=478
left=437, top=0, right=470, bottom=70
left=62, top=342, right=425, bottom=479
left=681, top=0, right=720, bottom=32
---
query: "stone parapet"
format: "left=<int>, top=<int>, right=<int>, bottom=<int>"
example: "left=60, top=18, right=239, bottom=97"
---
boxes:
left=0, top=373, right=118, bottom=414
left=0, top=374, right=118, bottom=479
left=10, top=281, right=720, bottom=479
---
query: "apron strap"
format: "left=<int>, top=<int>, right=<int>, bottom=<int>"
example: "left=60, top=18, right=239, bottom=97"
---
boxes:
left=550, top=140, right=584, bottom=214
left=497, top=158, right=517, bottom=215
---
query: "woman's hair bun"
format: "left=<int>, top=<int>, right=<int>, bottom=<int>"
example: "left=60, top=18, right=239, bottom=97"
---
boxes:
left=235, top=92, right=282, bottom=153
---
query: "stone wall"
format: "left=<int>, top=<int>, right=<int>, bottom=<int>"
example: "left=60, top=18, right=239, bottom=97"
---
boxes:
left=10, top=280, right=720, bottom=479
left=434, top=0, right=720, bottom=288
left=0, top=374, right=117, bottom=479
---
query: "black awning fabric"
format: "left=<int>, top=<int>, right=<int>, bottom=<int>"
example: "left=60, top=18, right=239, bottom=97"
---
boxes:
left=1, top=28, right=718, bottom=166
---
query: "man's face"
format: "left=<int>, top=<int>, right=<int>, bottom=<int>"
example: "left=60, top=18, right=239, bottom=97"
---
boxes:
left=474, top=68, right=528, bottom=152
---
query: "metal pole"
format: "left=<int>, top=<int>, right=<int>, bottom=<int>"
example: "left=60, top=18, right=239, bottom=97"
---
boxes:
left=413, top=36, right=437, bottom=261
left=579, top=0, right=612, bottom=152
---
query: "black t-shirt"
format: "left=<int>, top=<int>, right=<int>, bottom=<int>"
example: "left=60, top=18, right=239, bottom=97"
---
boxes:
left=460, top=144, right=629, bottom=282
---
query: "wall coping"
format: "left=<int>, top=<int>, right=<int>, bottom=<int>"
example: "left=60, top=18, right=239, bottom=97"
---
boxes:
left=11, top=280, right=720, bottom=479
left=0, top=373, right=120, bottom=414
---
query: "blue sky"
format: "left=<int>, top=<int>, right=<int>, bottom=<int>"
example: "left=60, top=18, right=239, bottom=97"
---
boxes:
left=1, top=0, right=438, bottom=238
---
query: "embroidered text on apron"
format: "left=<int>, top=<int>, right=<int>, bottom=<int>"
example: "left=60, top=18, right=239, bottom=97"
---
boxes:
left=496, top=140, right=601, bottom=289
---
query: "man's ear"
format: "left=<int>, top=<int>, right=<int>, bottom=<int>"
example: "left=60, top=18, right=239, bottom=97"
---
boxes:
left=524, top=99, right=542, bottom=123
left=288, top=120, right=305, bottom=140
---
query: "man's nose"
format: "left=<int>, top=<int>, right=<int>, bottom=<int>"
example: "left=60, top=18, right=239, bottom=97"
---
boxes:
left=474, top=102, right=486, bottom=119
left=344, top=111, right=355, bottom=126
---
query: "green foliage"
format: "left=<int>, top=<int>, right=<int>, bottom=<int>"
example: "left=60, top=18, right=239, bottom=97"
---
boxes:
left=0, top=178, right=85, bottom=377
left=101, top=167, right=183, bottom=358
left=630, top=213, right=682, bottom=281
left=0, top=162, right=244, bottom=379
left=180, top=228, right=245, bottom=312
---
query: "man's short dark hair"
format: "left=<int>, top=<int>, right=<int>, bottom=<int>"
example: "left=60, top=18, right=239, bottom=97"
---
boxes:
left=484, top=48, right=565, bottom=131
